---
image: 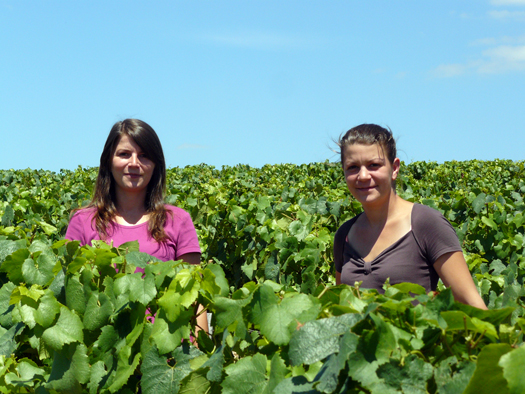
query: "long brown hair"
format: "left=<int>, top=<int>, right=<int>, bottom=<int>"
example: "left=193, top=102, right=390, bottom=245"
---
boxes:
left=90, top=119, right=169, bottom=242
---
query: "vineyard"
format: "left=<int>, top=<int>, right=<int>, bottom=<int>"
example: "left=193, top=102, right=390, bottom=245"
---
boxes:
left=0, top=159, right=524, bottom=393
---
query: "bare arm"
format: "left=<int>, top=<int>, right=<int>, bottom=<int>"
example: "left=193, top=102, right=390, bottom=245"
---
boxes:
left=434, top=251, right=487, bottom=310
left=179, top=252, right=209, bottom=335
left=335, top=271, right=342, bottom=285
left=179, top=252, right=201, bottom=266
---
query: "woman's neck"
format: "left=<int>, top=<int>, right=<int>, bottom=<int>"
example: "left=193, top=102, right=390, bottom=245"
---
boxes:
left=114, top=190, right=149, bottom=225
left=361, top=193, right=403, bottom=227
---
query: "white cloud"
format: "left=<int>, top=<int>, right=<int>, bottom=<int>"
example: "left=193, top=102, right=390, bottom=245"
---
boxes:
left=431, top=64, right=471, bottom=77
left=479, top=45, right=525, bottom=72
left=488, top=10, right=525, bottom=19
left=432, top=38, right=525, bottom=77
left=473, top=35, right=525, bottom=46
left=176, top=144, right=208, bottom=150
left=490, top=0, right=525, bottom=5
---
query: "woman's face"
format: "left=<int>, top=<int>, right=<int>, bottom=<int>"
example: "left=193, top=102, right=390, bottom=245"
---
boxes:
left=342, top=143, right=399, bottom=206
left=111, top=134, right=155, bottom=197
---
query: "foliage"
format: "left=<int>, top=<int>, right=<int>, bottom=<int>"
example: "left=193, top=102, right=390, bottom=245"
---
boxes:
left=0, top=159, right=524, bottom=392
left=0, top=239, right=523, bottom=393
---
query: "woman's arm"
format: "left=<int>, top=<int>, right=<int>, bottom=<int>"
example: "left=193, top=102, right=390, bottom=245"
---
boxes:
left=434, top=251, right=487, bottom=310
left=179, top=253, right=209, bottom=335
left=336, top=271, right=342, bottom=285
left=179, top=252, right=201, bottom=266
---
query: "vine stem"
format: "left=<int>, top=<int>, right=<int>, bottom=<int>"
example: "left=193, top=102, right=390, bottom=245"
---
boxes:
left=470, top=330, right=487, bottom=350
left=316, top=285, right=329, bottom=299
left=442, top=332, right=455, bottom=357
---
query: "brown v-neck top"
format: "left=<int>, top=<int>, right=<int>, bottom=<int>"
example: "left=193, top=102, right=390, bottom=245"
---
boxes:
left=334, top=204, right=462, bottom=293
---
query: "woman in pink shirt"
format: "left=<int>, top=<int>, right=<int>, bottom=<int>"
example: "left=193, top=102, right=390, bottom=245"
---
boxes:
left=66, top=118, right=208, bottom=332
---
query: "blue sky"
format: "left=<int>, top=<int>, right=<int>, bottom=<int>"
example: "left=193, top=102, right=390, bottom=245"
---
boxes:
left=1, top=1, right=524, bottom=172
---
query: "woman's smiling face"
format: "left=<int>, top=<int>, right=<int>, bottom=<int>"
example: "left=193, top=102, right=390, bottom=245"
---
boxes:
left=343, top=143, right=399, bottom=206
left=111, top=134, right=155, bottom=196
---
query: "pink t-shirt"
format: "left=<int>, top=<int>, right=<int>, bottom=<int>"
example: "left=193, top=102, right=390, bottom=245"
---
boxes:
left=65, top=205, right=201, bottom=262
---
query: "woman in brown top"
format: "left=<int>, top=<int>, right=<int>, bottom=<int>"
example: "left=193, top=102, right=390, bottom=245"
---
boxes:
left=334, top=124, right=487, bottom=309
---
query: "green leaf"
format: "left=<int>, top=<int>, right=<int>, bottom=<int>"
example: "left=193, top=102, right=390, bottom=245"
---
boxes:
left=114, top=272, right=157, bottom=306
left=390, top=282, right=426, bottom=295
left=313, top=332, right=358, bottom=393
left=46, top=343, right=90, bottom=393
left=49, top=267, right=66, bottom=301
left=247, top=285, right=320, bottom=346
left=472, top=193, right=486, bottom=214
left=463, top=343, right=512, bottom=394
left=205, top=264, right=229, bottom=297
left=346, top=349, right=383, bottom=390
left=0, top=282, right=16, bottom=327
left=35, top=291, right=61, bottom=328
left=1, top=205, right=14, bottom=227
left=241, top=259, right=257, bottom=280
left=222, top=353, right=268, bottom=394
left=263, top=353, right=289, bottom=394
left=196, top=330, right=226, bottom=383
left=499, top=345, right=525, bottom=394
left=179, top=368, right=212, bottom=393
left=22, top=253, right=59, bottom=286
left=87, top=361, right=107, bottom=394
left=264, top=254, right=280, bottom=282
left=67, top=256, right=87, bottom=274
left=441, top=311, right=498, bottom=341
left=108, top=347, right=141, bottom=393
left=83, top=292, right=114, bottom=331
left=213, top=296, right=250, bottom=338
left=434, top=357, right=476, bottom=394
left=12, top=303, right=37, bottom=329
left=338, top=288, right=368, bottom=313
left=93, top=248, right=118, bottom=267
left=161, top=268, right=199, bottom=308
left=125, top=251, right=162, bottom=269
left=272, top=376, right=316, bottom=394
left=454, top=304, right=514, bottom=327
left=157, top=290, right=186, bottom=323
left=369, top=313, right=398, bottom=363
left=377, top=355, right=433, bottom=394
left=117, top=240, right=140, bottom=255
left=4, top=359, right=46, bottom=388
left=289, top=313, right=363, bottom=365
left=42, top=307, right=84, bottom=351
left=37, top=220, right=58, bottom=236
left=0, top=322, right=24, bottom=356
left=289, top=221, right=309, bottom=242
left=141, top=344, right=203, bottom=394
left=0, top=248, right=30, bottom=283
left=150, top=309, right=192, bottom=354
left=481, top=216, right=497, bottom=230
left=0, top=239, right=26, bottom=264
left=92, top=325, right=119, bottom=357
left=65, top=276, right=86, bottom=314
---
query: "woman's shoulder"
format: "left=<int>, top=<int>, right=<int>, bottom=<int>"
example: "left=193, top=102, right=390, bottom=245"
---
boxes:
left=66, top=206, right=98, bottom=243
left=334, top=214, right=360, bottom=242
left=411, top=203, right=457, bottom=239
left=164, top=204, right=191, bottom=216
left=163, top=205, right=198, bottom=238
left=70, top=206, right=97, bottom=221
left=164, top=204, right=194, bottom=224
left=412, top=203, right=446, bottom=222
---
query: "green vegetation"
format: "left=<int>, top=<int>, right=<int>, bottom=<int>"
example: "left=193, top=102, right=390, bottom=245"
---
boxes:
left=0, top=160, right=524, bottom=393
